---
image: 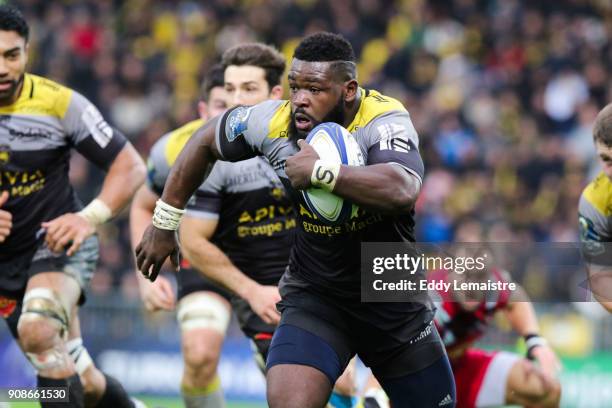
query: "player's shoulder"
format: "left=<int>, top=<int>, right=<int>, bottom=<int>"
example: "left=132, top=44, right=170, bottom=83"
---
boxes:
left=580, top=172, right=612, bottom=217
left=20, top=73, right=73, bottom=118
left=222, top=100, right=289, bottom=146
left=161, top=118, right=205, bottom=166
left=347, top=88, right=408, bottom=133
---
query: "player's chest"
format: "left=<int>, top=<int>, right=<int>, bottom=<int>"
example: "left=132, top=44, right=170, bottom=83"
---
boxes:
left=0, top=114, right=67, bottom=150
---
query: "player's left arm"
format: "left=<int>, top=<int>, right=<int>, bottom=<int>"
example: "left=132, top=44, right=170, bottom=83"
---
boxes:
left=43, top=91, right=146, bottom=255
left=503, top=280, right=561, bottom=376
left=287, top=111, right=423, bottom=214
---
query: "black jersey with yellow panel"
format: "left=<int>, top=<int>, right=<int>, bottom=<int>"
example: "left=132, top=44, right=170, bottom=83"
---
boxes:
left=215, top=89, right=425, bottom=300
left=147, top=121, right=294, bottom=285
left=0, top=74, right=127, bottom=260
left=185, top=157, right=294, bottom=285
left=579, top=172, right=612, bottom=266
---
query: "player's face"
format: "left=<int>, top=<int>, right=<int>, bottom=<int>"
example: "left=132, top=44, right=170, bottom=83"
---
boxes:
left=224, top=65, right=271, bottom=107
left=596, top=141, right=612, bottom=180
left=207, top=86, right=228, bottom=117
left=288, top=59, right=346, bottom=139
left=0, top=30, right=28, bottom=105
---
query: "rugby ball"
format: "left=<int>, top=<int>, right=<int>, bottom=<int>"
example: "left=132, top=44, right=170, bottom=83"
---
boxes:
left=302, top=123, right=364, bottom=224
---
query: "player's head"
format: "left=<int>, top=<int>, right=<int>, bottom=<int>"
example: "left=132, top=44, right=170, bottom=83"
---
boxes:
left=593, top=103, right=612, bottom=179
left=198, top=63, right=228, bottom=120
left=221, top=43, right=285, bottom=107
left=0, top=4, right=29, bottom=105
left=289, top=32, right=358, bottom=139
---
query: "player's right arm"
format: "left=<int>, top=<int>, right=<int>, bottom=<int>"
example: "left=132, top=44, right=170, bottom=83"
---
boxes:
left=136, top=105, right=263, bottom=281
left=180, top=219, right=281, bottom=325
left=578, top=187, right=612, bottom=312
left=180, top=166, right=281, bottom=324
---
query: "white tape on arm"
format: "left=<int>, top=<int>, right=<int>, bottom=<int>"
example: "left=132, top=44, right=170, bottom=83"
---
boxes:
left=310, top=160, right=341, bottom=192
left=78, top=199, right=112, bottom=226
left=152, top=199, right=186, bottom=230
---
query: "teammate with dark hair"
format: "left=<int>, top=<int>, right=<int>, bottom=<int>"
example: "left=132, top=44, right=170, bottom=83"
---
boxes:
left=136, top=32, right=455, bottom=407
left=0, top=4, right=146, bottom=408
left=129, top=63, right=229, bottom=408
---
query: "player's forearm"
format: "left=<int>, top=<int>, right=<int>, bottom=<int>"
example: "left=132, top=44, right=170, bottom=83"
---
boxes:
left=161, top=120, right=219, bottom=209
left=333, top=164, right=420, bottom=214
left=181, top=235, right=257, bottom=298
left=505, top=300, right=540, bottom=336
left=98, top=144, right=146, bottom=215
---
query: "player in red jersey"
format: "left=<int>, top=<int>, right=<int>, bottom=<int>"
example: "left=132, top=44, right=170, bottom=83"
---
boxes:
left=433, top=223, right=561, bottom=408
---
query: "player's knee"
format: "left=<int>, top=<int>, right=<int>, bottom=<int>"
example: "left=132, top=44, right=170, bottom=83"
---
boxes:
left=182, top=334, right=220, bottom=377
left=17, top=288, right=69, bottom=354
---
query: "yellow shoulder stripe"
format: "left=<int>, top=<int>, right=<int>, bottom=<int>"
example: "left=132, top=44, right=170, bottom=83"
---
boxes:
left=267, top=101, right=291, bottom=139
left=164, top=119, right=205, bottom=165
left=346, top=88, right=406, bottom=133
left=584, top=172, right=612, bottom=216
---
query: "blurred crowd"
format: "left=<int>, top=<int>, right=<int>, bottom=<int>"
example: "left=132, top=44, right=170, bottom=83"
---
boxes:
left=10, top=0, right=612, bottom=295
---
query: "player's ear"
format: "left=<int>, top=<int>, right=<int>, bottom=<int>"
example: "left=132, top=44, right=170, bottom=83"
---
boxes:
left=344, top=79, right=358, bottom=103
left=269, top=84, right=284, bottom=100
left=197, top=101, right=209, bottom=120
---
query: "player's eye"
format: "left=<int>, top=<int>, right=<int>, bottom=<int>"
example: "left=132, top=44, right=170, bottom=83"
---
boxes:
left=6, top=53, right=19, bottom=61
left=310, top=87, right=320, bottom=94
left=289, top=85, right=298, bottom=93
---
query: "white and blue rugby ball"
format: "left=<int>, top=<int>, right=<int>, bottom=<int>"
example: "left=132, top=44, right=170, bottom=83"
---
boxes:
left=302, top=123, right=365, bottom=224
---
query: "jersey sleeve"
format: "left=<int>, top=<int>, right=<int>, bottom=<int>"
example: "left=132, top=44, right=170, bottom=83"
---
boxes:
left=215, top=101, right=283, bottom=162
left=578, top=193, right=612, bottom=265
left=360, top=110, right=424, bottom=183
left=145, top=136, right=171, bottom=196
left=185, top=161, right=225, bottom=220
left=62, top=90, right=127, bottom=169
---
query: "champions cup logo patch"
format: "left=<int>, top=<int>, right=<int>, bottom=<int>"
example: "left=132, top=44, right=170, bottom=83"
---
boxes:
left=227, top=106, right=253, bottom=142
left=0, top=296, right=17, bottom=318
left=0, top=145, right=10, bottom=166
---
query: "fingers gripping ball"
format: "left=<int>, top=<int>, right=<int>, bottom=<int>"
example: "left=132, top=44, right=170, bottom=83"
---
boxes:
left=302, top=123, right=364, bottom=224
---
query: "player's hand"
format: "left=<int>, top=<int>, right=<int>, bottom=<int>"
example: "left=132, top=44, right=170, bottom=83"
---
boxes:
left=245, top=284, right=281, bottom=325
left=139, top=275, right=176, bottom=312
left=135, top=225, right=180, bottom=282
left=285, top=139, right=319, bottom=190
left=41, top=213, right=96, bottom=256
left=0, top=191, right=12, bottom=243
left=531, top=345, right=562, bottom=377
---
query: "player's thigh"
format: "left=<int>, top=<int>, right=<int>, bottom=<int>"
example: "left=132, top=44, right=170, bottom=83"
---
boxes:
left=505, top=357, right=559, bottom=406
left=177, top=290, right=231, bottom=366
left=266, top=307, right=354, bottom=391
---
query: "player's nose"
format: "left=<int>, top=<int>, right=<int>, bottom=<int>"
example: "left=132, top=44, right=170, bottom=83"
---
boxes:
left=292, top=89, right=310, bottom=108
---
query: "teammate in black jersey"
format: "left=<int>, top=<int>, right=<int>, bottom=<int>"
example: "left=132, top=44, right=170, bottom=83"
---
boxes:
left=0, top=6, right=146, bottom=408
left=136, top=32, right=455, bottom=407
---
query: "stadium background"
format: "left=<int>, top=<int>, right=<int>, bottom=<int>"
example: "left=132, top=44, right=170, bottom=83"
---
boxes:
left=1, top=0, right=612, bottom=406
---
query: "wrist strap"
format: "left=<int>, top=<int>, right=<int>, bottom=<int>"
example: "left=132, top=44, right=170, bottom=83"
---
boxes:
left=152, top=199, right=185, bottom=231
left=524, top=334, right=547, bottom=359
left=311, top=160, right=341, bottom=192
left=78, top=199, right=112, bottom=226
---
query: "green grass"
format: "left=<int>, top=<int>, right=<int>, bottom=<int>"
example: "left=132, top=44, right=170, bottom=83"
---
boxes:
left=8, top=398, right=267, bottom=408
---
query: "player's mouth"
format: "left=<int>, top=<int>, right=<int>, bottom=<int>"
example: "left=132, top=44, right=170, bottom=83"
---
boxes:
left=0, top=81, right=14, bottom=92
left=294, top=112, right=313, bottom=131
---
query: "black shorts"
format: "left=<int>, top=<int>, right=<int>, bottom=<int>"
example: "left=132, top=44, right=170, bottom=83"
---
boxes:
left=231, top=296, right=276, bottom=360
left=270, top=274, right=445, bottom=381
left=0, top=235, right=99, bottom=339
left=177, top=259, right=231, bottom=302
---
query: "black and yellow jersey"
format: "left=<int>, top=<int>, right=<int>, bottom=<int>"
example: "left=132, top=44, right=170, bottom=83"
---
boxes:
left=215, top=89, right=425, bottom=300
left=147, top=120, right=294, bottom=285
left=0, top=74, right=127, bottom=260
left=579, top=171, right=612, bottom=264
